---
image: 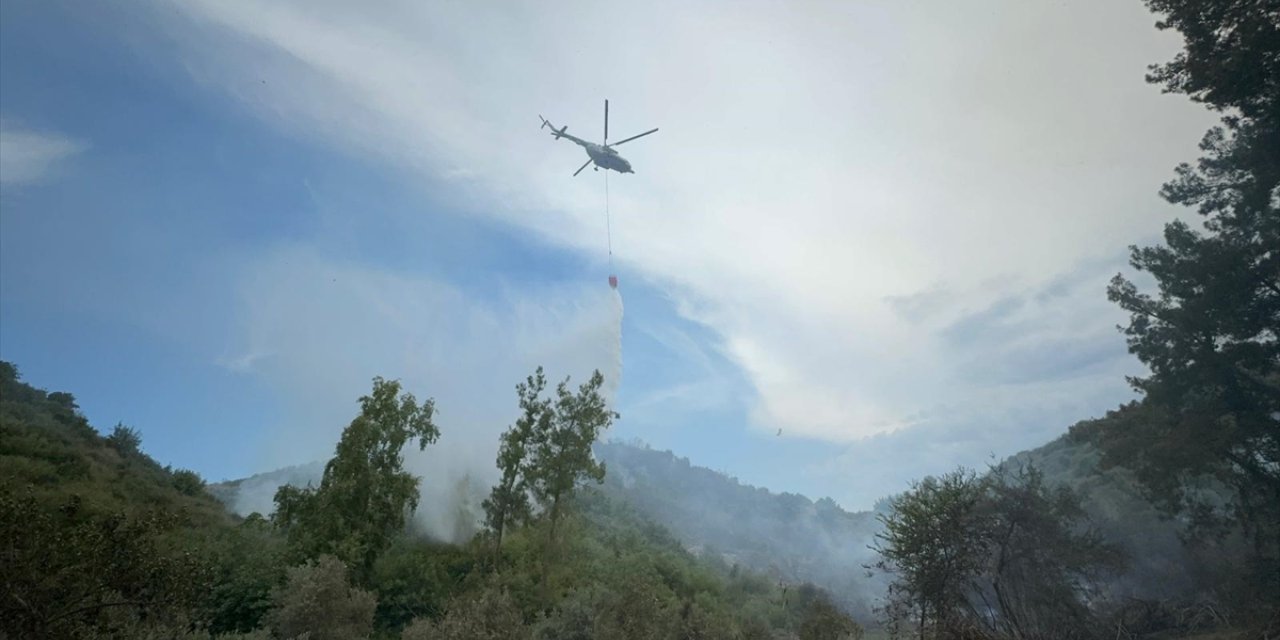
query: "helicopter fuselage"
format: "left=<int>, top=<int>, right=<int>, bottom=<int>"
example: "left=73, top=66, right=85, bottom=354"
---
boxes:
left=582, top=142, right=633, bottom=174
left=555, top=133, right=633, bottom=174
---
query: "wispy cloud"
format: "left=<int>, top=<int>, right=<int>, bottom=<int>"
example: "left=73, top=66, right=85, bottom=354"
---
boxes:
left=216, top=350, right=272, bottom=373
left=0, top=121, right=85, bottom=187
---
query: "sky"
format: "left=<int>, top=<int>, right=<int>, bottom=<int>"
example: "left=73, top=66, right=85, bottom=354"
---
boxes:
left=0, top=0, right=1217, bottom=510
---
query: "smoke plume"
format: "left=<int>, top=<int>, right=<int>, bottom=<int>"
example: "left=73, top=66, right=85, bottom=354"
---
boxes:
left=221, top=249, right=626, bottom=543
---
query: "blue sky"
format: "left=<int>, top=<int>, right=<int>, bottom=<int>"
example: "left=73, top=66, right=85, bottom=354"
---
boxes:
left=1, top=0, right=1217, bottom=509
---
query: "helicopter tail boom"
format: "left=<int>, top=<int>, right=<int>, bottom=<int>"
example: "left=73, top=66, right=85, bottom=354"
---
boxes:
left=538, top=115, right=570, bottom=140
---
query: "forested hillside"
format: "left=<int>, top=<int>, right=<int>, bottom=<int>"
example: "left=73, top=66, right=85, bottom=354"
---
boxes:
left=207, top=421, right=1243, bottom=634
left=213, top=439, right=891, bottom=625
left=1, top=363, right=863, bottom=639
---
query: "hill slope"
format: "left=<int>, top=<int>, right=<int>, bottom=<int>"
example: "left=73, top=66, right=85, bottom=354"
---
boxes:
left=2, top=362, right=863, bottom=638
left=212, top=439, right=893, bottom=621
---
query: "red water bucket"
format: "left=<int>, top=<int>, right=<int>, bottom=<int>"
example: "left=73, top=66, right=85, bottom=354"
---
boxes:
left=608, top=275, right=618, bottom=289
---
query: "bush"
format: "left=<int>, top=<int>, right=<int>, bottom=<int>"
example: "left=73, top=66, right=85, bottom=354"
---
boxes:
left=402, top=584, right=528, bottom=640
left=266, top=555, right=377, bottom=640
left=172, top=469, right=206, bottom=496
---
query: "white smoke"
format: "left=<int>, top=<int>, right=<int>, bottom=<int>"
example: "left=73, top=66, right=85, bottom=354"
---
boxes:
left=407, top=285, right=624, bottom=542
left=220, top=247, right=626, bottom=543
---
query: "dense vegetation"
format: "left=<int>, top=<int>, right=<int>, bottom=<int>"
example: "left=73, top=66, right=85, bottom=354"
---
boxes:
left=0, top=363, right=862, bottom=639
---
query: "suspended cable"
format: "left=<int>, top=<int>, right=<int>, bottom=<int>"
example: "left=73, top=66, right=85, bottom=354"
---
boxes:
left=605, top=170, right=613, bottom=259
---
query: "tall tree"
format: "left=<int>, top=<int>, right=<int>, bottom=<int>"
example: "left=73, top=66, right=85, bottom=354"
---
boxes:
left=273, top=377, right=439, bottom=577
left=483, top=368, right=546, bottom=566
left=1100, top=0, right=1279, bottom=559
left=527, top=370, right=617, bottom=542
left=524, top=368, right=614, bottom=542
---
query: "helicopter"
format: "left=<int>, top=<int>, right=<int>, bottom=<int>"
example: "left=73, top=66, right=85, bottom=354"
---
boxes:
left=539, top=100, right=658, bottom=176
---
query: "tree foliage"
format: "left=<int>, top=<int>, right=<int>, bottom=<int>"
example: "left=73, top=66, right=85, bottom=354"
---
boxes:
left=483, top=368, right=545, bottom=565
left=0, top=490, right=211, bottom=639
left=272, top=377, right=439, bottom=576
left=798, top=591, right=862, bottom=640
left=874, top=469, right=989, bottom=637
left=525, top=370, right=617, bottom=542
left=105, top=423, right=143, bottom=457
left=401, top=582, right=528, bottom=640
left=1097, top=0, right=1279, bottom=599
left=265, top=555, right=378, bottom=640
left=874, top=466, right=1122, bottom=639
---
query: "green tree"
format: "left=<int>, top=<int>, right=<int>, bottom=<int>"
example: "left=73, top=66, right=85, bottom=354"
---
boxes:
left=484, top=368, right=546, bottom=567
left=1100, top=0, right=1279, bottom=575
left=273, top=377, right=440, bottom=577
left=198, top=516, right=288, bottom=635
left=105, top=423, right=143, bottom=457
left=266, top=555, right=378, bottom=640
left=873, top=469, right=988, bottom=638
left=370, top=539, right=474, bottom=631
left=527, top=370, right=617, bottom=543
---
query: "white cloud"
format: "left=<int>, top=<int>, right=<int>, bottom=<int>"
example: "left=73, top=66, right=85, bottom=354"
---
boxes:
left=0, top=121, right=85, bottom=187
left=139, top=0, right=1214, bottom=448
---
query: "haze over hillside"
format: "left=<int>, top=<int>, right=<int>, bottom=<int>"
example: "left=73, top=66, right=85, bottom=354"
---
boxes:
left=212, top=425, right=1219, bottom=626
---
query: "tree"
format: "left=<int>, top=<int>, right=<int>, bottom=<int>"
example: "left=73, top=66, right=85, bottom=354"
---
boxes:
left=980, top=465, right=1124, bottom=640
left=526, top=370, right=617, bottom=542
left=483, top=368, right=546, bottom=566
left=273, top=377, right=440, bottom=577
left=873, top=466, right=1121, bottom=639
left=266, top=555, right=377, bottom=640
left=1100, top=0, right=1279, bottom=573
left=105, top=423, right=143, bottom=457
left=873, top=469, right=989, bottom=638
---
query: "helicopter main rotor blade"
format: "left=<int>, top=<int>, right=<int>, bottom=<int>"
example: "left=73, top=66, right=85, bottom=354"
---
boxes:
left=604, top=99, right=609, bottom=145
left=572, top=158, right=593, bottom=177
left=608, top=127, right=658, bottom=147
